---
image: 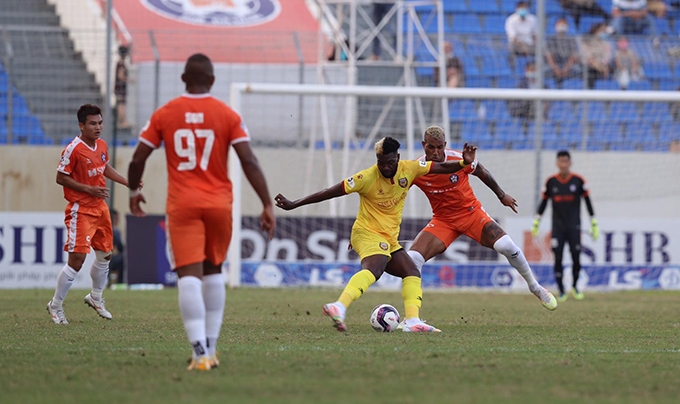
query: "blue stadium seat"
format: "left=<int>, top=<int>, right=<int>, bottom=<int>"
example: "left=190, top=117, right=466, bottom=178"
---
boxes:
left=609, top=102, right=639, bottom=122
left=443, top=0, right=469, bottom=13
left=641, top=103, right=673, bottom=122
left=626, top=123, right=655, bottom=150
left=590, top=123, right=625, bottom=150
left=562, top=79, right=585, bottom=89
left=560, top=122, right=584, bottom=146
left=483, top=14, right=507, bottom=34
left=628, top=80, right=653, bottom=91
left=481, top=100, right=511, bottom=119
left=449, top=100, right=479, bottom=120
left=496, top=77, right=517, bottom=88
left=548, top=101, right=576, bottom=121
left=11, top=115, right=44, bottom=136
left=495, top=119, right=526, bottom=142
left=460, top=56, right=480, bottom=75
left=657, top=80, right=679, bottom=91
left=480, top=55, right=512, bottom=76
left=466, top=76, right=492, bottom=88
left=644, top=61, right=673, bottom=79
left=595, top=80, right=620, bottom=90
left=462, top=121, right=492, bottom=141
left=582, top=102, right=607, bottom=122
left=545, top=0, right=564, bottom=14
left=653, top=17, right=671, bottom=35
left=469, top=1, right=499, bottom=13
left=464, top=37, right=498, bottom=57
left=451, top=14, right=483, bottom=33
left=500, top=0, right=518, bottom=13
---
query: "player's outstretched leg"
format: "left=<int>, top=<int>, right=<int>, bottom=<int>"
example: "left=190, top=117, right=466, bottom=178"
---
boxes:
left=323, top=269, right=377, bottom=332
left=493, top=235, right=557, bottom=311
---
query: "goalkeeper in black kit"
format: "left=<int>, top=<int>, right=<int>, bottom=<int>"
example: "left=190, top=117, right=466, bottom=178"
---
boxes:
left=531, top=150, right=599, bottom=302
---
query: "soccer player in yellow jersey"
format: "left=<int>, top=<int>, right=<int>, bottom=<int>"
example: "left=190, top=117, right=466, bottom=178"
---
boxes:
left=275, top=137, right=477, bottom=332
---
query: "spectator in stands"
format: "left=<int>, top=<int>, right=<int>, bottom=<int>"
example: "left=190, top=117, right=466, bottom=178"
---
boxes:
left=509, top=62, right=550, bottom=119
left=505, top=1, right=538, bottom=57
left=109, top=209, right=125, bottom=286
left=614, top=36, right=643, bottom=89
left=611, top=0, right=656, bottom=35
left=559, top=0, right=610, bottom=30
left=580, top=23, right=614, bottom=89
left=434, top=41, right=465, bottom=88
left=115, top=45, right=131, bottom=130
left=647, top=0, right=668, bottom=17
left=546, top=17, right=582, bottom=88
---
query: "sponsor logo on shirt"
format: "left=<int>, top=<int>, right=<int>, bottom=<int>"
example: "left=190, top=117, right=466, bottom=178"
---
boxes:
left=419, top=160, right=427, bottom=167
left=142, top=0, right=281, bottom=27
left=347, top=177, right=355, bottom=189
left=88, top=166, right=106, bottom=178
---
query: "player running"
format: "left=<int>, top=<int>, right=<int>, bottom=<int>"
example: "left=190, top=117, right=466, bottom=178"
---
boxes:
left=128, top=54, right=276, bottom=371
left=48, top=104, right=131, bottom=324
left=275, top=136, right=477, bottom=333
left=532, top=150, right=598, bottom=302
left=406, top=126, right=557, bottom=311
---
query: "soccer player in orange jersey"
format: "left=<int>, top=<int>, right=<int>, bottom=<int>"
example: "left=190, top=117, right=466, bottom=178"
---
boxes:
left=47, top=104, right=131, bottom=324
left=127, top=54, right=275, bottom=371
left=407, top=126, right=557, bottom=311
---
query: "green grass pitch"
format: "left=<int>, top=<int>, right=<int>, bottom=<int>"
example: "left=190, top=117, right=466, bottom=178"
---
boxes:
left=1, top=288, right=679, bottom=404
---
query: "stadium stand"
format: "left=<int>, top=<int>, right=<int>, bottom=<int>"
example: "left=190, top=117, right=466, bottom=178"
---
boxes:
left=0, top=0, right=102, bottom=145
left=403, top=0, right=680, bottom=151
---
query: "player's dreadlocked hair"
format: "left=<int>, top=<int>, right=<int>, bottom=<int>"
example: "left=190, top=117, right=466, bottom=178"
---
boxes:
left=374, top=137, right=400, bottom=155
left=424, top=126, right=445, bottom=141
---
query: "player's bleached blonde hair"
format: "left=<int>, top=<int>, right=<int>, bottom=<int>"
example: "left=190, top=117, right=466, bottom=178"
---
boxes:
left=374, top=136, right=401, bottom=155
left=423, top=126, right=446, bottom=141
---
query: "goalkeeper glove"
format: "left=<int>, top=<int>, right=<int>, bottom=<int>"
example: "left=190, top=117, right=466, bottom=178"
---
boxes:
left=590, top=218, right=600, bottom=241
left=531, top=217, right=540, bottom=238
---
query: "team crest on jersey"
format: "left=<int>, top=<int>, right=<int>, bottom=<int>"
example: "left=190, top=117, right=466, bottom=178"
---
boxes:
left=398, top=177, right=408, bottom=188
left=142, top=0, right=281, bottom=27
left=101, top=153, right=107, bottom=163
left=569, top=184, right=577, bottom=192
left=449, top=174, right=459, bottom=184
left=379, top=242, right=388, bottom=251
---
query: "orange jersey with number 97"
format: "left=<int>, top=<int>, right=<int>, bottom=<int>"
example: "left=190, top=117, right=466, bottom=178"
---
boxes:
left=139, top=94, right=249, bottom=210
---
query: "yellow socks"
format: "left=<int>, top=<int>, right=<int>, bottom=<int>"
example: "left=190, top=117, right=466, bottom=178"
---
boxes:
left=338, top=269, right=376, bottom=308
left=402, top=276, right=422, bottom=320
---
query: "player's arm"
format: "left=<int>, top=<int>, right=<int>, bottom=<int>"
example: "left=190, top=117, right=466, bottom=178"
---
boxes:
left=127, top=143, right=154, bottom=217
left=429, top=143, right=477, bottom=174
left=531, top=181, right=550, bottom=237
left=104, top=164, right=129, bottom=187
left=233, top=141, right=275, bottom=239
left=275, top=182, right=345, bottom=211
left=583, top=186, right=598, bottom=240
left=472, top=161, right=518, bottom=213
left=56, top=172, right=109, bottom=199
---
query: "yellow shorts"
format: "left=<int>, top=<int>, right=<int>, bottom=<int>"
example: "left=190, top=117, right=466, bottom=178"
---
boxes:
left=350, top=227, right=402, bottom=260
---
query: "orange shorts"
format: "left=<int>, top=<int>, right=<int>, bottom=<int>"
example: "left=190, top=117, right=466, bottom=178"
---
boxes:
left=64, top=202, right=113, bottom=254
left=166, top=206, right=232, bottom=269
left=423, top=206, right=495, bottom=245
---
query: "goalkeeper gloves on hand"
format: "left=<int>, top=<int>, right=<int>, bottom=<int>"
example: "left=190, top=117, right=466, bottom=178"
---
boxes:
left=531, top=217, right=540, bottom=238
left=590, top=218, right=600, bottom=241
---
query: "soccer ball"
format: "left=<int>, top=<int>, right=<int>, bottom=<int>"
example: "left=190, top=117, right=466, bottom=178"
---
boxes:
left=369, top=304, right=400, bottom=332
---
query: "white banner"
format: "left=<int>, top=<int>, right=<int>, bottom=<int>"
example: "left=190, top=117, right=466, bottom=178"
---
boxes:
left=504, top=217, right=680, bottom=265
left=0, top=213, right=95, bottom=289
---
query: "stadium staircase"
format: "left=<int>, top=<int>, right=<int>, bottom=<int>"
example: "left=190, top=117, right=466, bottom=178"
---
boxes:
left=0, top=0, right=102, bottom=145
